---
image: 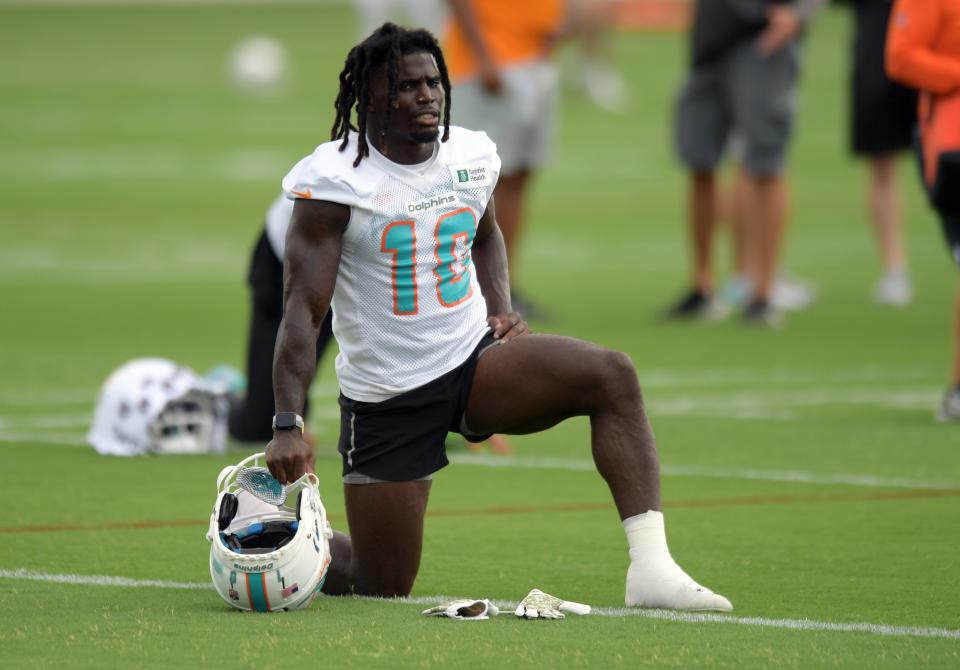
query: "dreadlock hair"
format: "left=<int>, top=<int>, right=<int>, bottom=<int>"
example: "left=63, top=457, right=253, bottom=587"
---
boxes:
left=331, top=22, right=452, bottom=167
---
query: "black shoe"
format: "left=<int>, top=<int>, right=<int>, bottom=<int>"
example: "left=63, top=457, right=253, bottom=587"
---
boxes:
left=664, top=289, right=716, bottom=320
left=742, top=298, right=782, bottom=327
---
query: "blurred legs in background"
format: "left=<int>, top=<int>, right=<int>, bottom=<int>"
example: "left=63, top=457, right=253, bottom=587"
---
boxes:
left=849, top=0, right=916, bottom=306
left=354, top=0, right=446, bottom=36
left=566, top=0, right=628, bottom=112
left=669, top=28, right=806, bottom=326
left=866, top=155, right=911, bottom=305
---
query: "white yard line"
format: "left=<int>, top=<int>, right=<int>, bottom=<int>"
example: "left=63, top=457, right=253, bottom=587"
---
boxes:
left=0, top=386, right=938, bottom=417
left=0, top=390, right=96, bottom=406
left=650, top=388, right=940, bottom=416
left=1, top=429, right=955, bottom=490
left=2, top=568, right=957, bottom=641
left=0, top=432, right=89, bottom=446
left=0, top=368, right=938, bottom=405
left=0, top=414, right=93, bottom=429
left=448, top=454, right=960, bottom=491
left=0, top=147, right=294, bottom=184
left=0, top=568, right=210, bottom=590
left=638, top=365, right=938, bottom=389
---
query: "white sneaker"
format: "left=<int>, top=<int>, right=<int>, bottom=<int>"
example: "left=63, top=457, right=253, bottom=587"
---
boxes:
left=873, top=272, right=912, bottom=307
left=625, top=557, right=733, bottom=611
left=581, top=62, right=628, bottom=113
left=936, top=387, right=960, bottom=422
left=771, top=275, right=817, bottom=312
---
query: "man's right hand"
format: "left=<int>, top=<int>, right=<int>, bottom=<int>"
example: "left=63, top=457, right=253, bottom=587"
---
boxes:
left=478, top=59, right=504, bottom=94
left=755, top=4, right=802, bottom=57
left=266, top=431, right=315, bottom=483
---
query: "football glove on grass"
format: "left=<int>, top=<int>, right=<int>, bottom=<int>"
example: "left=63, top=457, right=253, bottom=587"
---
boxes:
left=421, top=599, right=499, bottom=620
left=514, top=589, right=591, bottom=620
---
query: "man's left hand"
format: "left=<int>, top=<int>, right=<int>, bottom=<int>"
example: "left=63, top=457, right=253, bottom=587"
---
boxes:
left=487, top=313, right=530, bottom=343
left=756, top=4, right=802, bottom=57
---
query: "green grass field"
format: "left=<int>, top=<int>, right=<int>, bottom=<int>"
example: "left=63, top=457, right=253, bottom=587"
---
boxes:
left=1, top=2, right=959, bottom=668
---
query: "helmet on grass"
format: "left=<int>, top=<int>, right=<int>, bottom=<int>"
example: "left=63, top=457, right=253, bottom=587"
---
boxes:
left=87, top=358, right=228, bottom=456
left=206, top=452, right=333, bottom=612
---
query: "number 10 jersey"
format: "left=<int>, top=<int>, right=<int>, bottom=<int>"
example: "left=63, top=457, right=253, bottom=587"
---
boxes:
left=282, top=127, right=501, bottom=402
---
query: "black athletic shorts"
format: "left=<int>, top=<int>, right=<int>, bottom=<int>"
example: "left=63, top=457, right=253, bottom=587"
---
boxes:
left=336, top=332, right=496, bottom=481
left=850, top=1, right=917, bottom=155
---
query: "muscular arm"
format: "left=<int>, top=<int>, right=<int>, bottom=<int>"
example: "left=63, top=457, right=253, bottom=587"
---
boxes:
left=472, top=195, right=530, bottom=341
left=886, top=0, right=960, bottom=94
left=471, top=195, right=510, bottom=315
left=268, top=197, right=349, bottom=483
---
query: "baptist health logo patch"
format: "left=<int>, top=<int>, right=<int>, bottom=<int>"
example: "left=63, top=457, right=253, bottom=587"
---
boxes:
left=406, top=191, right=460, bottom=214
left=449, top=162, right=492, bottom=189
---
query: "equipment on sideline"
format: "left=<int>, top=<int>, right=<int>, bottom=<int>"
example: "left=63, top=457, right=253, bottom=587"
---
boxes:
left=87, top=358, right=228, bottom=456
left=422, top=599, right=499, bottom=620
left=206, top=452, right=333, bottom=612
left=515, top=589, right=591, bottom=619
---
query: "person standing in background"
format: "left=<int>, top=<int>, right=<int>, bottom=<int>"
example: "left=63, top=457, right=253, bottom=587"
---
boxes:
left=443, top=0, right=565, bottom=318
left=666, top=0, right=824, bottom=326
left=355, top=0, right=447, bottom=36
left=886, top=0, right=960, bottom=420
left=847, top=0, right=917, bottom=306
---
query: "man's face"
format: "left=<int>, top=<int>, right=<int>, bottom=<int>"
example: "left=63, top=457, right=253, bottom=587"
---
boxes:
left=369, top=51, right=443, bottom=145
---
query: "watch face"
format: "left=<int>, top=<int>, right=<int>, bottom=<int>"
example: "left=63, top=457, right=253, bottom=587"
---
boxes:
left=274, top=413, right=299, bottom=430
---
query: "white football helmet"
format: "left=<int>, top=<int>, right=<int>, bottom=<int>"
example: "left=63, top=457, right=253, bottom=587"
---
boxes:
left=87, top=358, right=228, bottom=456
left=206, top=452, right=333, bottom=612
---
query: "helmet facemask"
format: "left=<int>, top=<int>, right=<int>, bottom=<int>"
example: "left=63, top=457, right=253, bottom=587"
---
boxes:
left=149, top=390, right=220, bottom=455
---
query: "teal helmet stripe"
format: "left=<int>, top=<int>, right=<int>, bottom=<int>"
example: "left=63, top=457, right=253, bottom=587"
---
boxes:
left=246, top=572, right=271, bottom=612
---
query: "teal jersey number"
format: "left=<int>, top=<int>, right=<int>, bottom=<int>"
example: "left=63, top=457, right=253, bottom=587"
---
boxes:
left=434, top=208, right=476, bottom=307
left=380, top=220, right=418, bottom=315
left=380, top=208, right=477, bottom=315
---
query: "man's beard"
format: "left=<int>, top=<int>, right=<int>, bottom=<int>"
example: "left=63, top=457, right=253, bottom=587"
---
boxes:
left=409, top=127, right=440, bottom=144
left=386, top=125, right=439, bottom=145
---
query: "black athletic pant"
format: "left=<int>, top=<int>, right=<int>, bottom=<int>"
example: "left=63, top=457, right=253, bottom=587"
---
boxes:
left=228, top=230, right=334, bottom=442
left=913, top=138, right=960, bottom=269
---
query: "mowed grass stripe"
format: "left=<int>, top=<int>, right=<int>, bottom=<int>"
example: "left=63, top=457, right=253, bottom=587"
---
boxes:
left=3, top=569, right=958, bottom=641
left=449, top=453, right=960, bottom=490
left=4, top=433, right=960, bottom=491
left=0, top=365, right=941, bottom=401
left=2, top=488, right=956, bottom=534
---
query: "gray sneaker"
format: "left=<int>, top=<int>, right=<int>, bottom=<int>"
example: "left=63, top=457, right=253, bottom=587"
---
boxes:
left=936, top=387, right=960, bottom=422
left=874, top=271, right=913, bottom=307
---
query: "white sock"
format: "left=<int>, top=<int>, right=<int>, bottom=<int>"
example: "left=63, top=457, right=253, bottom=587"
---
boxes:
left=623, top=509, right=672, bottom=558
left=622, top=511, right=732, bottom=611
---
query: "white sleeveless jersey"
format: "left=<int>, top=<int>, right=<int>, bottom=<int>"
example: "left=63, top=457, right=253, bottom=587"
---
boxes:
left=282, top=126, right=500, bottom=402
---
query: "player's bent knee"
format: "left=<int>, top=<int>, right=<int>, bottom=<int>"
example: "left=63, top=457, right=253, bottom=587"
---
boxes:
left=599, top=350, right=642, bottom=405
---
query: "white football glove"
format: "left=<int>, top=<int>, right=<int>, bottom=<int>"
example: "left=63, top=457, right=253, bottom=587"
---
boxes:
left=514, top=589, right=591, bottom=620
left=421, top=598, right=499, bottom=620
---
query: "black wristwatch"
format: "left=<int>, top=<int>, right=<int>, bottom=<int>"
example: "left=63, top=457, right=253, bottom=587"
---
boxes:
left=272, top=412, right=304, bottom=432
